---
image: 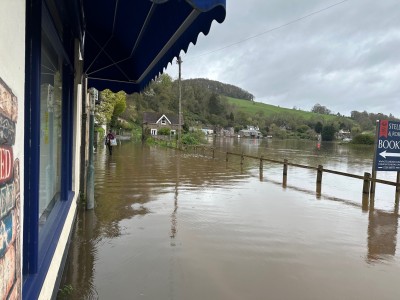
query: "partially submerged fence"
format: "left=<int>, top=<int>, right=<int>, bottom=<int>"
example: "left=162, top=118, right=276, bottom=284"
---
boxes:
left=225, top=151, right=400, bottom=200
left=183, top=145, right=400, bottom=201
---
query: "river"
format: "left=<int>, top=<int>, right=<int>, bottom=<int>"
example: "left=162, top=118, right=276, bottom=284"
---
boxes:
left=58, top=138, right=400, bottom=300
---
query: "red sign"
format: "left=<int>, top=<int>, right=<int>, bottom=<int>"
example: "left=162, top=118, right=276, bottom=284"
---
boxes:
left=0, top=146, right=13, bottom=184
left=379, top=120, right=389, bottom=138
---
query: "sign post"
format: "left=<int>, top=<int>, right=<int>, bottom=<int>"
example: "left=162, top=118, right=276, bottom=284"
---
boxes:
left=371, top=120, right=400, bottom=194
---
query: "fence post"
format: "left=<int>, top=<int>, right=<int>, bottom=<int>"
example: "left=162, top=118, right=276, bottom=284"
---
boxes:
left=363, top=172, right=371, bottom=195
left=283, top=159, right=288, bottom=176
left=259, top=156, right=264, bottom=171
left=316, top=165, right=323, bottom=184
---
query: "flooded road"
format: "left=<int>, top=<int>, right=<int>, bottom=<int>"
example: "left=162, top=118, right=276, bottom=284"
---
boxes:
left=59, top=140, right=400, bottom=300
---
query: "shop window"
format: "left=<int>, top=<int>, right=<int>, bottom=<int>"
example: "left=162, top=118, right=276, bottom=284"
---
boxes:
left=23, top=0, right=75, bottom=297
left=39, top=31, right=63, bottom=226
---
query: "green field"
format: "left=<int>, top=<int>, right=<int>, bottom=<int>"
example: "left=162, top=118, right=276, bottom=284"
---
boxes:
left=225, top=97, right=344, bottom=122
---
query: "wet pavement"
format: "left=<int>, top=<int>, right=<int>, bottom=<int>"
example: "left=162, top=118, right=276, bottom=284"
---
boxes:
left=59, top=140, right=400, bottom=300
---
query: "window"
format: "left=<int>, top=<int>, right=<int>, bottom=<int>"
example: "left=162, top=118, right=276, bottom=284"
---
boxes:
left=151, top=129, right=158, bottom=135
left=23, top=0, right=75, bottom=297
left=39, top=31, right=63, bottom=226
left=161, top=117, right=166, bottom=125
left=170, top=130, right=176, bottom=135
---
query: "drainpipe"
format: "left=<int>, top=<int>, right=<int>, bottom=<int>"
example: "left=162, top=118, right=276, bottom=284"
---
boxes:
left=86, top=88, right=97, bottom=209
left=79, top=76, right=88, bottom=200
left=177, top=56, right=182, bottom=149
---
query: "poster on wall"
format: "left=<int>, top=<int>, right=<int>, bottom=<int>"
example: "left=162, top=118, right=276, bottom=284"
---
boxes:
left=0, top=77, right=20, bottom=300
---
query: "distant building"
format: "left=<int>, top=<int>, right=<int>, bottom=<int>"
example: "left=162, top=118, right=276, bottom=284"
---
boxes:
left=238, top=129, right=263, bottom=138
left=201, top=128, right=214, bottom=135
left=337, top=129, right=351, bottom=140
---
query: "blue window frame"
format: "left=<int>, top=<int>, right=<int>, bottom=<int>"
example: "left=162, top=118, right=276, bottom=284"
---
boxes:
left=23, top=0, right=75, bottom=298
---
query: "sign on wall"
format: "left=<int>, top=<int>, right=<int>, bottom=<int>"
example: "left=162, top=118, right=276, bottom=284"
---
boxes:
left=375, top=120, right=400, bottom=171
left=0, top=77, right=20, bottom=300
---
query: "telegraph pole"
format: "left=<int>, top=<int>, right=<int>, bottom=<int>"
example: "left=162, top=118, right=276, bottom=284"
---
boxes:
left=177, top=56, right=182, bottom=149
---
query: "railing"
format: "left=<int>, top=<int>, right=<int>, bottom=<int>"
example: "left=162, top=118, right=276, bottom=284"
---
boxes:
left=182, top=145, right=400, bottom=200
left=225, top=151, right=400, bottom=199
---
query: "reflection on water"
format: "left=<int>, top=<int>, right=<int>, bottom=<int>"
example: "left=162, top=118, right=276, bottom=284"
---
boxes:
left=367, top=198, right=399, bottom=263
left=59, top=140, right=400, bottom=300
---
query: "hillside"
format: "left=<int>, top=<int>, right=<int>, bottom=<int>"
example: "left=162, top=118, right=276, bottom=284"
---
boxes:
left=110, top=74, right=398, bottom=141
left=226, top=97, right=342, bottom=122
left=183, top=78, right=254, bottom=101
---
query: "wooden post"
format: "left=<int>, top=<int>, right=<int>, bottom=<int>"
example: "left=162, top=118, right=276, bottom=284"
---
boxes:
left=316, top=165, right=323, bottom=184
left=226, top=152, right=229, bottom=162
left=259, top=156, right=264, bottom=171
left=282, top=159, right=288, bottom=187
left=283, top=159, right=288, bottom=176
left=362, top=194, right=369, bottom=212
left=212, top=148, right=215, bottom=159
left=370, top=120, right=380, bottom=194
left=396, top=171, right=400, bottom=205
left=316, top=183, right=321, bottom=198
left=363, top=172, right=371, bottom=195
left=241, top=153, right=244, bottom=165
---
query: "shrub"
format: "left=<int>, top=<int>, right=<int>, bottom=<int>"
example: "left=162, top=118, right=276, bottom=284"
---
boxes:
left=351, top=134, right=374, bottom=145
left=181, top=130, right=206, bottom=145
left=158, top=127, right=171, bottom=136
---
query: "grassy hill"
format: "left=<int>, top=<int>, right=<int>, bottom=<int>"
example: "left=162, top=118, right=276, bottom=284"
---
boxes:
left=225, top=97, right=347, bottom=123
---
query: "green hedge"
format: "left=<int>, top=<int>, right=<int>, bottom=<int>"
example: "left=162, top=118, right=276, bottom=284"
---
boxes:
left=351, top=134, right=374, bottom=145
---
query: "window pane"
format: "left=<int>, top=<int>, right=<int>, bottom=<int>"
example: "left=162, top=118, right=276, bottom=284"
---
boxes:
left=39, top=31, right=62, bottom=226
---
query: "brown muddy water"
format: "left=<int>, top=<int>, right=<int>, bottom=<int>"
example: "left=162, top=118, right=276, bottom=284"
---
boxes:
left=59, top=139, right=400, bottom=300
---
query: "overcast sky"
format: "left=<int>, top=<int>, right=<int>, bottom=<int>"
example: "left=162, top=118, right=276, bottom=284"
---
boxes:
left=165, top=0, right=400, bottom=117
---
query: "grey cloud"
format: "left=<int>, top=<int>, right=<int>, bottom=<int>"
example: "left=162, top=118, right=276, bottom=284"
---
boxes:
left=167, top=0, right=400, bottom=116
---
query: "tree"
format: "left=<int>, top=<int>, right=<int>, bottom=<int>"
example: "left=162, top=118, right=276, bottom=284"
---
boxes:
left=311, top=103, right=331, bottom=115
left=314, top=121, right=323, bottom=134
left=208, top=93, right=224, bottom=115
left=96, top=89, right=127, bottom=126
left=321, top=124, right=336, bottom=141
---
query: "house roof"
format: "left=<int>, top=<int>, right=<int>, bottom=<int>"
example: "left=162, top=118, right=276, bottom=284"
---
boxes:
left=82, top=0, right=226, bottom=93
left=143, top=112, right=180, bottom=125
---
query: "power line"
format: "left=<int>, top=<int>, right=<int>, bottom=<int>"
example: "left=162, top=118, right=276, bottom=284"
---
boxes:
left=184, top=0, right=349, bottom=60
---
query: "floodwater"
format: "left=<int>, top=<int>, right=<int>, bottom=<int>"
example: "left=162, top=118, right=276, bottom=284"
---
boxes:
left=59, top=139, right=400, bottom=300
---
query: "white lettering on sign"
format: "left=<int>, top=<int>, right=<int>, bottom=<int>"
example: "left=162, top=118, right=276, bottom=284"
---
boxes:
left=378, top=140, right=400, bottom=150
left=0, top=147, right=13, bottom=183
left=389, top=123, right=400, bottom=130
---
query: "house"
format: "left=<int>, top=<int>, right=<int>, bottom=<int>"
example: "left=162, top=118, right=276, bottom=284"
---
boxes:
left=337, top=129, right=351, bottom=140
left=215, top=127, right=235, bottom=137
left=238, top=129, right=263, bottom=138
left=201, top=128, right=215, bottom=135
left=143, top=112, right=182, bottom=136
left=0, top=0, right=226, bottom=299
